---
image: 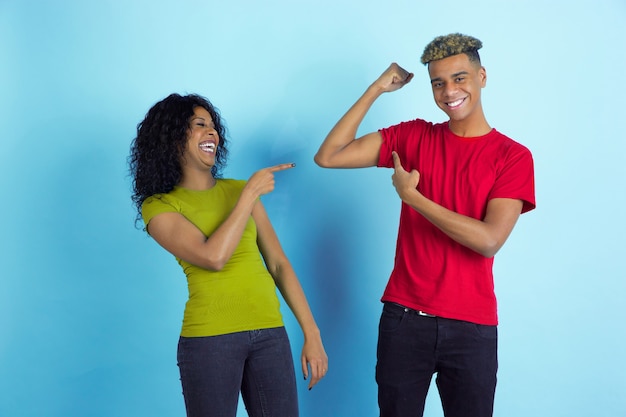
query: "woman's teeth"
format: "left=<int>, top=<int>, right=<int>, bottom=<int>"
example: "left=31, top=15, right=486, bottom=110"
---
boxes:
left=199, top=142, right=216, bottom=153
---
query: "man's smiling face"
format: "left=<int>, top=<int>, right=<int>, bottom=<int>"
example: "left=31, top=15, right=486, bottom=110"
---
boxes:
left=428, top=53, right=487, bottom=125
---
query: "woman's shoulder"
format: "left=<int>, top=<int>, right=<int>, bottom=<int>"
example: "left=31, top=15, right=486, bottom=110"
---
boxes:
left=219, top=178, right=247, bottom=188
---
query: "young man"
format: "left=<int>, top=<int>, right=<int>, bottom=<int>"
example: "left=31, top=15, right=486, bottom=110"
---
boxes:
left=314, top=33, right=535, bottom=417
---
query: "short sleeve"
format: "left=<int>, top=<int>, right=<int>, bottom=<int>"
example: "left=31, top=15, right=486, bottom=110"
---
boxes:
left=377, top=119, right=432, bottom=168
left=141, top=194, right=181, bottom=231
left=377, top=126, right=396, bottom=168
left=489, top=146, right=536, bottom=213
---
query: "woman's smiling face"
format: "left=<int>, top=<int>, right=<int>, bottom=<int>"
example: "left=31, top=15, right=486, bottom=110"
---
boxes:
left=181, top=106, right=220, bottom=172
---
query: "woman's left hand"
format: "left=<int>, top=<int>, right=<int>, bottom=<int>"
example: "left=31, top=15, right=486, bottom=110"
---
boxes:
left=301, top=336, right=328, bottom=390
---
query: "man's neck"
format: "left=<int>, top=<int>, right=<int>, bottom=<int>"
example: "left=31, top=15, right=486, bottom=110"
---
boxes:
left=448, top=115, right=491, bottom=138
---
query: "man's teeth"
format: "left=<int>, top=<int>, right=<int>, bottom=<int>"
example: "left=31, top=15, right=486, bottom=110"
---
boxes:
left=447, top=98, right=464, bottom=108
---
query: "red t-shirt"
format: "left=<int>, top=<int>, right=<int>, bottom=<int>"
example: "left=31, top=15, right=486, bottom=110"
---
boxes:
left=378, top=119, right=535, bottom=325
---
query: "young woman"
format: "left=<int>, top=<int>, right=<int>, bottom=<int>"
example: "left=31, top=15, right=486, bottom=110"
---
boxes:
left=129, top=93, right=327, bottom=417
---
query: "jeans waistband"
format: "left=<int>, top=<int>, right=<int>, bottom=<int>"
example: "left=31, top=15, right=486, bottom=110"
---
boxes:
left=388, top=302, right=436, bottom=318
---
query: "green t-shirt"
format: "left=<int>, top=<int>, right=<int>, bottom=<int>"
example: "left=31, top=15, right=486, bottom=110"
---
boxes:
left=142, top=179, right=284, bottom=337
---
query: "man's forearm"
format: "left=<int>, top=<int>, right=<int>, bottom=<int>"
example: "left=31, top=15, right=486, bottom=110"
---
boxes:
left=403, top=191, right=522, bottom=258
left=314, top=85, right=383, bottom=167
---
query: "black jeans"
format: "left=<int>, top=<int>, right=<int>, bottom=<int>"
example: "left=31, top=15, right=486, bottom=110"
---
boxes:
left=177, top=327, right=298, bottom=417
left=376, top=302, right=498, bottom=417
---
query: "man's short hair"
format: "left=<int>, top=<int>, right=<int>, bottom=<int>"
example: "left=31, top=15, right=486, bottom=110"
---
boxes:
left=420, top=33, right=483, bottom=66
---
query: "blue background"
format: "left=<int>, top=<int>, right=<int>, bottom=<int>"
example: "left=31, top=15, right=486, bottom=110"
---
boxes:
left=2, top=1, right=625, bottom=416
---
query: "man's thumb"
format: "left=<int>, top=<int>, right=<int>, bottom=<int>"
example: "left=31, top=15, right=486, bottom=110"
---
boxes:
left=392, top=151, right=402, bottom=169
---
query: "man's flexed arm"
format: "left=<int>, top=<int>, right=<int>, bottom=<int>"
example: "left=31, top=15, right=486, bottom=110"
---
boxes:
left=314, top=63, right=413, bottom=168
left=391, top=152, right=523, bottom=258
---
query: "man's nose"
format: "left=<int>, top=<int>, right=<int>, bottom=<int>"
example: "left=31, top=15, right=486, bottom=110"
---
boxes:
left=443, top=83, right=458, bottom=97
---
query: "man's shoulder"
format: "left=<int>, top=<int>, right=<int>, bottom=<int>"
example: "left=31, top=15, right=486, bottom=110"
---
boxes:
left=490, top=129, right=533, bottom=155
left=393, top=118, right=441, bottom=128
left=382, top=118, right=444, bottom=136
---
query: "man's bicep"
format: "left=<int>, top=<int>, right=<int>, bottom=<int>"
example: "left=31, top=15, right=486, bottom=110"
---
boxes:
left=336, top=131, right=383, bottom=168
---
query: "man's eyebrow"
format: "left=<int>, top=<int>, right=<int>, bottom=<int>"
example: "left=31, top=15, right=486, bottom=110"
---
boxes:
left=431, top=71, right=470, bottom=83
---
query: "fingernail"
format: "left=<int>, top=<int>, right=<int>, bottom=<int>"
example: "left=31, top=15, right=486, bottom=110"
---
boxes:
left=291, top=163, right=296, bottom=167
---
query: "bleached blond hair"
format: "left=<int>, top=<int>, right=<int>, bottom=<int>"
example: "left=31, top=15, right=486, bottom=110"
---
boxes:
left=420, top=33, right=483, bottom=65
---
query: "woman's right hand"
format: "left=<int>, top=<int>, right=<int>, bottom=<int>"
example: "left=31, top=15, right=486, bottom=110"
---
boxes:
left=243, top=162, right=295, bottom=199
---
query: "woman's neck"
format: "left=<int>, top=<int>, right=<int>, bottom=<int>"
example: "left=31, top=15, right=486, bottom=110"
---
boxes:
left=178, top=172, right=217, bottom=190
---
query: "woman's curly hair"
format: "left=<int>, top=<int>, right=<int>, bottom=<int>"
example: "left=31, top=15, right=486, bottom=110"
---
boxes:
left=129, top=93, right=229, bottom=225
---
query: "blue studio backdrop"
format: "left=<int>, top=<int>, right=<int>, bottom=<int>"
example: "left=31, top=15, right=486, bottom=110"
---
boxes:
left=1, top=1, right=625, bottom=416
